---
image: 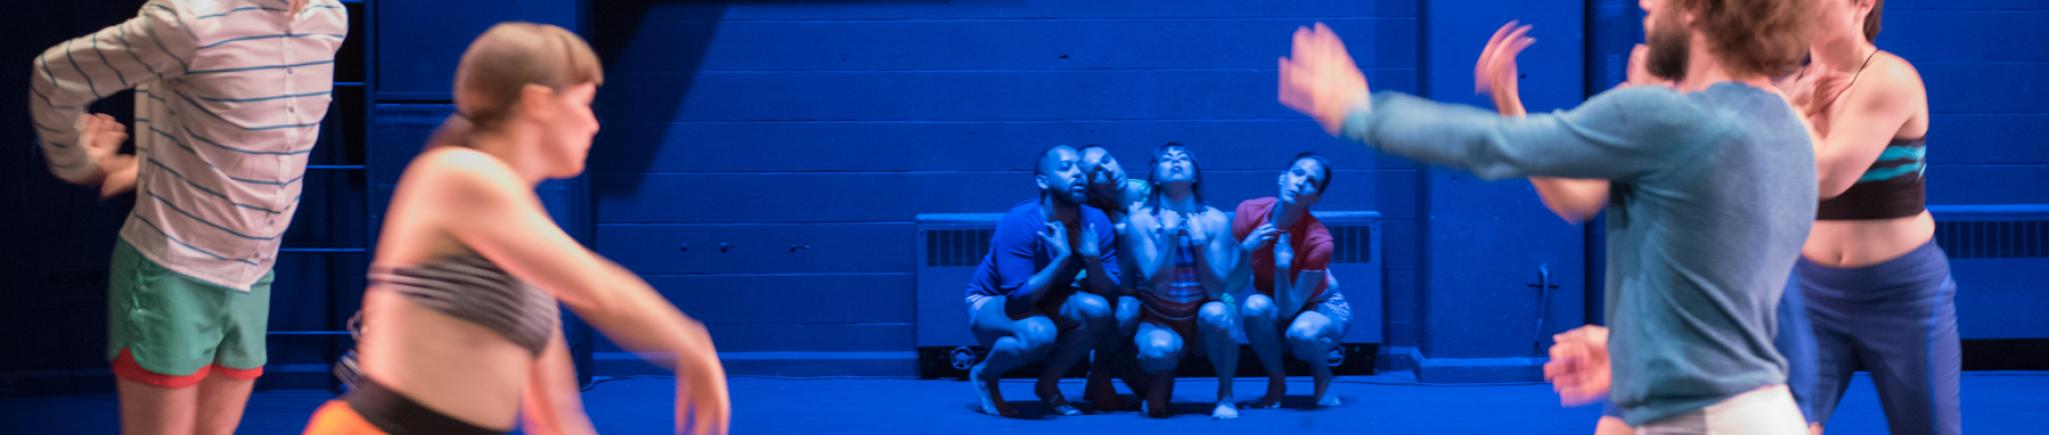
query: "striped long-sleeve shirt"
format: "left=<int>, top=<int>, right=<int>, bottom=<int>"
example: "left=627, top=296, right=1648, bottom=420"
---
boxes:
left=30, top=0, right=349, bottom=291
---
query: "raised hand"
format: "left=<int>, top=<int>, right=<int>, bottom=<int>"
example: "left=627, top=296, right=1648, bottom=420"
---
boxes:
left=1184, top=213, right=1212, bottom=245
left=1156, top=209, right=1186, bottom=237
left=1077, top=224, right=1102, bottom=259
left=1279, top=22, right=1372, bottom=135
left=1475, top=21, right=1537, bottom=96
left=1241, top=222, right=1279, bottom=253
left=1273, top=231, right=1295, bottom=267
left=1040, top=222, right=1073, bottom=260
left=1626, top=44, right=1656, bottom=86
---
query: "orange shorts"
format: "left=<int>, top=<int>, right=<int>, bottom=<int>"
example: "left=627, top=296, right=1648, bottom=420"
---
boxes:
left=112, top=347, right=261, bottom=389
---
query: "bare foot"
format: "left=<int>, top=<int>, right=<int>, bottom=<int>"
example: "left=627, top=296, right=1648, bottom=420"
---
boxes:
left=1037, top=378, right=1080, bottom=416
left=1143, top=396, right=1171, bottom=418
left=972, top=366, right=1017, bottom=416
left=1311, top=372, right=1340, bottom=408
left=1315, top=394, right=1342, bottom=408
left=1144, top=376, right=1176, bottom=418
left=1211, top=402, right=1239, bottom=420
left=1249, top=376, right=1286, bottom=409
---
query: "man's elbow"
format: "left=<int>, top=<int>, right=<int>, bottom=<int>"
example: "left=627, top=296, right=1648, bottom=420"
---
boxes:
left=1540, top=199, right=1601, bottom=224
left=1560, top=206, right=1600, bottom=224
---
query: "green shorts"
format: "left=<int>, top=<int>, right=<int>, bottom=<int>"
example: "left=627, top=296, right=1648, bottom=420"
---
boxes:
left=106, top=239, right=273, bottom=382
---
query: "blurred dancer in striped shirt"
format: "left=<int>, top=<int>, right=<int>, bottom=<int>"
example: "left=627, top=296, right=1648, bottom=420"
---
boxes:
left=27, top=1, right=346, bottom=433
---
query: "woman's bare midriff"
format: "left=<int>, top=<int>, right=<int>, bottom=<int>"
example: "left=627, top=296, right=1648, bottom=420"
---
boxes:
left=357, top=290, right=535, bottom=431
left=357, top=165, right=538, bottom=431
left=1801, top=211, right=1934, bottom=268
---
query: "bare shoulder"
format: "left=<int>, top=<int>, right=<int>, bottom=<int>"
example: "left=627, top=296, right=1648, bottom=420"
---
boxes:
left=403, top=147, right=529, bottom=204
left=378, top=148, right=519, bottom=263
left=1133, top=203, right=1158, bottom=216
left=1127, top=205, right=1159, bottom=227
left=1200, top=207, right=1231, bottom=226
left=1126, top=179, right=1152, bottom=199
left=1869, top=51, right=1928, bottom=99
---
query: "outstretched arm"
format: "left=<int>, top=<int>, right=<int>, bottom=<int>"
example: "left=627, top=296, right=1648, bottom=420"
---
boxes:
left=418, top=150, right=729, bottom=434
left=1475, top=22, right=1610, bottom=223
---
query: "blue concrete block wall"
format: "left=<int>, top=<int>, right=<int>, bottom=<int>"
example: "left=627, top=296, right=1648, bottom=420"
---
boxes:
left=1884, top=1, right=2049, bottom=203
left=374, top=0, right=583, bottom=100
left=581, top=0, right=1424, bottom=363
left=4, top=0, right=2047, bottom=389
left=1405, top=0, right=1591, bottom=382
left=1886, top=0, right=2049, bottom=341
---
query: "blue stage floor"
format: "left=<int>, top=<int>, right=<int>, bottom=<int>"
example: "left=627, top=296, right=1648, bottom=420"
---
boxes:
left=3, top=371, right=2042, bottom=433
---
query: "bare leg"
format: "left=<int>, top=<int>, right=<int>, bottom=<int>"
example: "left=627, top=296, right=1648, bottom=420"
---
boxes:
left=1035, top=292, right=1110, bottom=416
left=1239, top=294, right=1287, bottom=408
left=1085, top=295, right=1143, bottom=411
left=1286, top=311, right=1345, bottom=407
left=117, top=377, right=198, bottom=435
left=1198, top=301, right=1240, bottom=419
left=193, top=374, right=255, bottom=435
left=967, top=297, right=1057, bottom=417
left=1135, top=321, right=1185, bottom=418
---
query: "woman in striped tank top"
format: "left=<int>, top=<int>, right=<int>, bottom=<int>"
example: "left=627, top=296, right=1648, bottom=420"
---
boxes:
left=1785, top=1, right=1958, bottom=433
left=302, top=24, right=728, bottom=435
left=1125, top=142, right=1243, bottom=419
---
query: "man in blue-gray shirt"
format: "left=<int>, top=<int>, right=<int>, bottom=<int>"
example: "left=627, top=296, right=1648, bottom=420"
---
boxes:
left=964, top=145, right=1122, bottom=417
left=1277, top=0, right=1818, bottom=431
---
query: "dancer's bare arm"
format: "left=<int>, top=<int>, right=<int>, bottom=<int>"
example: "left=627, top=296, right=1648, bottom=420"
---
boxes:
left=418, top=149, right=730, bottom=434
left=1811, top=58, right=1925, bottom=199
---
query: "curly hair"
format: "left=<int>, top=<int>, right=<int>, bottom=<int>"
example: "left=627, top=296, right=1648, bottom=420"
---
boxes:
left=1672, top=0, right=1816, bottom=78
